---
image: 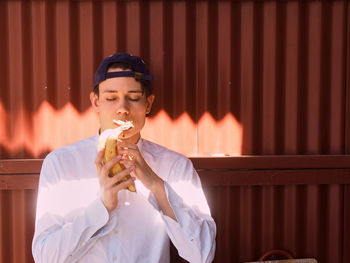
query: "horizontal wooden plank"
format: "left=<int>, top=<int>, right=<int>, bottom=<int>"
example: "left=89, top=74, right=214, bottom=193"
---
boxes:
left=0, top=174, right=39, bottom=190
left=191, top=155, right=350, bottom=170
left=0, top=159, right=42, bottom=174
left=199, top=169, right=350, bottom=186
left=2, top=155, right=350, bottom=174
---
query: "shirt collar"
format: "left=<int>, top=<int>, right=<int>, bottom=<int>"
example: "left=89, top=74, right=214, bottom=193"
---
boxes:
left=136, top=137, right=144, bottom=153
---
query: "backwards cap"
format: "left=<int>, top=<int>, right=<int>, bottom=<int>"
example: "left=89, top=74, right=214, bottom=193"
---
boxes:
left=94, top=52, right=153, bottom=89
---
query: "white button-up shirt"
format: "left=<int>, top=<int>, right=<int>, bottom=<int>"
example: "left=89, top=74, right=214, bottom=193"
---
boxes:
left=32, top=136, right=216, bottom=263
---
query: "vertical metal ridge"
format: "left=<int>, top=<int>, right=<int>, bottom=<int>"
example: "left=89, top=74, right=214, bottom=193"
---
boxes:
left=252, top=2, right=263, bottom=155
left=329, top=1, right=346, bottom=154
left=185, top=1, right=197, bottom=121
left=306, top=2, right=321, bottom=154
left=275, top=2, right=287, bottom=154
left=126, top=1, right=141, bottom=55
left=207, top=1, right=219, bottom=120
left=25, top=190, right=37, bottom=262
left=262, top=2, right=277, bottom=155
left=139, top=1, right=150, bottom=61
left=45, top=1, right=57, bottom=110
left=283, top=185, right=295, bottom=253
left=69, top=1, right=81, bottom=110
left=284, top=2, right=299, bottom=154
left=101, top=1, right=116, bottom=55
left=0, top=1, right=9, bottom=159
left=240, top=1, right=254, bottom=154
left=345, top=1, right=350, bottom=154
left=344, top=185, right=350, bottom=262
left=297, top=1, right=308, bottom=154
left=196, top=1, right=208, bottom=121
left=148, top=0, right=163, bottom=116
left=230, top=1, right=241, bottom=124
left=162, top=1, right=174, bottom=118
left=79, top=1, right=94, bottom=111
left=319, top=2, right=332, bottom=154
left=1, top=191, right=13, bottom=262
left=172, top=1, right=187, bottom=119
left=11, top=190, right=26, bottom=262
left=92, top=1, right=103, bottom=68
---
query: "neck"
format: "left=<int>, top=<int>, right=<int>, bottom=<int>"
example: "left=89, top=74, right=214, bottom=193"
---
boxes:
left=120, top=133, right=141, bottom=144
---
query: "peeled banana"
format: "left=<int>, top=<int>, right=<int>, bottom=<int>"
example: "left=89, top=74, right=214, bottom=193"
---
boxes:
left=98, top=120, right=136, bottom=192
left=104, top=137, right=136, bottom=192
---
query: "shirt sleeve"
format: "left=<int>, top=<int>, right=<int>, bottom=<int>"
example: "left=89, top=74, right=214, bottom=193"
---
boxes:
left=148, top=157, right=217, bottom=263
left=32, top=154, right=114, bottom=263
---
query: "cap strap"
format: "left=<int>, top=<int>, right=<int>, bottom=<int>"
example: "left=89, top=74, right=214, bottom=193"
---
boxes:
left=105, top=71, right=153, bottom=81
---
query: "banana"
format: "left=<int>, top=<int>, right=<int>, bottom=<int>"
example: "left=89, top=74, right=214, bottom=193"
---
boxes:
left=104, top=137, right=136, bottom=192
left=98, top=120, right=136, bottom=192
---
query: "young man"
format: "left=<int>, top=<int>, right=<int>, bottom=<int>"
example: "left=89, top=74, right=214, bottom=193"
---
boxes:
left=32, top=53, right=216, bottom=262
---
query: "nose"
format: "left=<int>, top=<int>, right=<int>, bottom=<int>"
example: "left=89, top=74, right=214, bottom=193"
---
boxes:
left=116, top=97, right=129, bottom=115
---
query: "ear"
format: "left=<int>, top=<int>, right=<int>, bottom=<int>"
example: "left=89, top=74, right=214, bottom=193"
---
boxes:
left=146, top=94, right=155, bottom=114
left=90, top=92, right=100, bottom=112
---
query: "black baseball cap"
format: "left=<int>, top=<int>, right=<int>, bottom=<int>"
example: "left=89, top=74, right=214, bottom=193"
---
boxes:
left=94, top=52, right=153, bottom=89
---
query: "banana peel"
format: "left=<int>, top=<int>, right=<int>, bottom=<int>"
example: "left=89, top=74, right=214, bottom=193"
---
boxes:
left=98, top=120, right=136, bottom=192
left=104, top=137, right=136, bottom=192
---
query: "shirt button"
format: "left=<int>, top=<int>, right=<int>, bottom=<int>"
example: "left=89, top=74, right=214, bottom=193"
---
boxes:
left=114, top=231, right=118, bottom=235
left=113, top=256, right=117, bottom=261
left=179, top=223, right=183, bottom=228
left=82, top=242, right=86, bottom=246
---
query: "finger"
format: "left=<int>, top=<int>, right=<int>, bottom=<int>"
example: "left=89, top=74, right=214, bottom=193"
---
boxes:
left=117, top=141, right=138, bottom=150
left=112, top=177, right=135, bottom=194
left=118, top=148, right=139, bottom=160
left=105, top=165, right=135, bottom=187
left=119, top=158, right=135, bottom=167
left=111, top=165, right=135, bottom=183
left=95, top=148, right=105, bottom=172
left=100, top=155, right=122, bottom=178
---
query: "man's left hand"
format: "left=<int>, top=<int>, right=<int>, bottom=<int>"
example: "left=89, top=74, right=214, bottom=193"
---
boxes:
left=117, top=141, right=163, bottom=192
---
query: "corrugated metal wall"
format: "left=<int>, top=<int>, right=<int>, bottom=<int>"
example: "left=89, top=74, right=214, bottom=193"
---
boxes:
left=206, top=184, right=345, bottom=263
left=0, top=0, right=349, bottom=158
left=0, top=1, right=350, bottom=263
left=0, top=190, right=37, bottom=263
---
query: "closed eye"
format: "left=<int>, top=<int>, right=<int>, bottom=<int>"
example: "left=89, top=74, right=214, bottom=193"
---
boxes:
left=128, top=97, right=141, bottom=102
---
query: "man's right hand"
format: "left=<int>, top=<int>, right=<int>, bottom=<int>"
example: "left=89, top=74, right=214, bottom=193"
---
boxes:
left=94, top=149, right=135, bottom=212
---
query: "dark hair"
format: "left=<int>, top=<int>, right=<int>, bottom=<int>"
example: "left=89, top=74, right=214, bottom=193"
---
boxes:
left=93, top=62, right=153, bottom=98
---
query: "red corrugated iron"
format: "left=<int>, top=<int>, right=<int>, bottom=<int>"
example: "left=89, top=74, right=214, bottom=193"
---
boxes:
left=0, top=0, right=349, bottom=158
left=0, top=1, right=350, bottom=263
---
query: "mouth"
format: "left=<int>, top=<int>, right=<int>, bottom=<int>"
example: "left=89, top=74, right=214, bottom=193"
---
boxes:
left=113, top=119, right=133, bottom=127
left=112, top=120, right=134, bottom=138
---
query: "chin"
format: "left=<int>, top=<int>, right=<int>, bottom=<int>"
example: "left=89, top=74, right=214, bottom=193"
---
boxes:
left=122, top=131, right=140, bottom=143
